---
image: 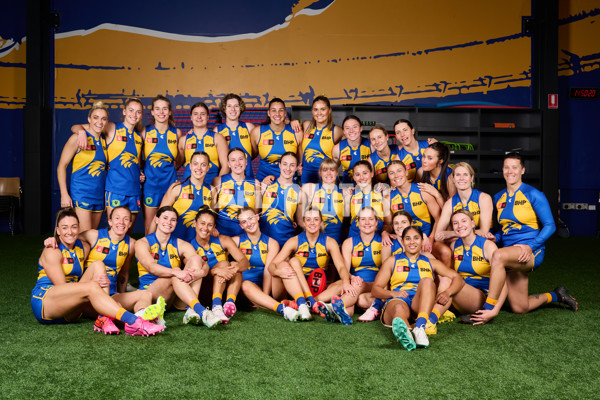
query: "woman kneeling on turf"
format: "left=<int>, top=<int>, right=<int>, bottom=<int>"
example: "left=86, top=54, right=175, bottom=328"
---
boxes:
left=271, top=208, right=356, bottom=323
left=32, top=207, right=164, bottom=336
left=372, top=226, right=463, bottom=350
left=135, top=206, right=221, bottom=328
left=232, top=207, right=301, bottom=322
left=190, top=206, right=250, bottom=324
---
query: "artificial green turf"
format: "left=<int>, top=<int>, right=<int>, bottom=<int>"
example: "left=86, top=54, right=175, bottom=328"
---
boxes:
left=0, top=233, right=598, bottom=399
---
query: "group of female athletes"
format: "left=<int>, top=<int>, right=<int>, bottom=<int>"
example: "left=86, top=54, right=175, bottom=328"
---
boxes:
left=32, top=94, right=578, bottom=349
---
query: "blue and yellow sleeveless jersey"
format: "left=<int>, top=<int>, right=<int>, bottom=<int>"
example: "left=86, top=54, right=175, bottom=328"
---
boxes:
left=143, top=124, right=178, bottom=194
left=294, top=231, right=330, bottom=276
left=85, top=228, right=131, bottom=295
left=35, top=240, right=86, bottom=287
left=339, top=138, right=371, bottom=183
left=183, top=130, right=220, bottom=184
left=137, top=233, right=181, bottom=287
left=171, top=180, right=213, bottom=243
left=453, top=235, right=490, bottom=292
left=216, top=122, right=254, bottom=178
left=429, top=167, right=453, bottom=192
left=260, top=181, right=299, bottom=246
left=238, top=232, right=270, bottom=284
left=301, top=124, right=335, bottom=174
left=349, top=189, right=384, bottom=237
left=391, top=238, right=404, bottom=256
left=256, top=124, right=297, bottom=181
left=369, top=145, right=400, bottom=182
left=215, top=174, right=256, bottom=237
left=105, top=122, right=143, bottom=195
left=70, top=130, right=108, bottom=203
left=397, top=140, right=428, bottom=182
left=309, top=184, right=344, bottom=243
left=493, top=183, right=556, bottom=251
left=390, top=183, right=432, bottom=236
left=389, top=253, right=434, bottom=292
left=191, top=236, right=228, bottom=269
left=349, top=233, right=382, bottom=282
left=451, top=189, right=483, bottom=228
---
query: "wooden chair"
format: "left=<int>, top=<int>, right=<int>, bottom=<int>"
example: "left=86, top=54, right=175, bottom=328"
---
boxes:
left=0, top=177, right=21, bottom=235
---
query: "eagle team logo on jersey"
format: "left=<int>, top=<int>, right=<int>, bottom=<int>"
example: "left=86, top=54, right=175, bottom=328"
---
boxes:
left=119, top=152, right=137, bottom=168
left=148, top=153, right=172, bottom=168
left=87, top=160, right=106, bottom=177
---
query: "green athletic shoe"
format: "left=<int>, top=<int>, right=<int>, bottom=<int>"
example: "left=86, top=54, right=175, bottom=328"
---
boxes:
left=438, top=310, right=456, bottom=324
left=392, top=317, right=416, bottom=351
left=142, top=296, right=166, bottom=322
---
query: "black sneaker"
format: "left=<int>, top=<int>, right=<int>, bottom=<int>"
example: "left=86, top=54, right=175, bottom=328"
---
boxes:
left=554, top=286, right=578, bottom=311
left=459, top=314, right=476, bottom=324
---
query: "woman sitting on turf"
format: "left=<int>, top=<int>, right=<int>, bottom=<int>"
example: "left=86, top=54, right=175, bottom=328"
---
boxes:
left=135, top=206, right=221, bottom=328
left=372, top=226, right=463, bottom=351
left=31, top=207, right=164, bottom=336
left=190, top=206, right=250, bottom=324
left=425, top=209, right=505, bottom=331
left=335, top=207, right=384, bottom=322
left=43, top=206, right=166, bottom=331
left=232, top=207, right=301, bottom=322
left=474, top=153, right=577, bottom=323
left=271, top=207, right=357, bottom=324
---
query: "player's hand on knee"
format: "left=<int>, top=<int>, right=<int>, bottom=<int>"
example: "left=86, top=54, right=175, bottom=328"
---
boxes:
left=436, top=291, right=450, bottom=306
left=515, top=244, right=533, bottom=263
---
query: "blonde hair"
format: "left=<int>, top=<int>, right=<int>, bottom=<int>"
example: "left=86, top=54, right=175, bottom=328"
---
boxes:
left=319, top=158, right=339, bottom=174
left=88, top=101, right=108, bottom=119
left=453, top=162, right=475, bottom=178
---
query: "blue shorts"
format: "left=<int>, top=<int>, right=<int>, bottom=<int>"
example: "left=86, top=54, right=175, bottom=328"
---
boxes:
left=531, top=248, right=545, bottom=271
left=464, top=277, right=489, bottom=294
left=300, top=165, right=320, bottom=185
left=217, top=218, right=244, bottom=237
left=386, top=290, right=417, bottom=308
left=143, top=191, right=166, bottom=208
left=138, top=274, right=159, bottom=289
left=243, top=268, right=264, bottom=287
left=73, top=198, right=104, bottom=212
left=31, top=285, right=68, bottom=324
left=353, top=269, right=378, bottom=283
left=105, top=191, right=141, bottom=213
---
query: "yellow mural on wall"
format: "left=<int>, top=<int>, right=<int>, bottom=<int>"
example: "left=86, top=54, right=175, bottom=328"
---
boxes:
left=1, top=0, right=598, bottom=110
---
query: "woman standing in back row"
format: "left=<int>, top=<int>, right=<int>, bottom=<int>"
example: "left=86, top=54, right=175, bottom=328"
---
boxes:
left=299, top=96, right=344, bottom=184
left=58, top=101, right=109, bottom=231
left=72, top=98, right=145, bottom=230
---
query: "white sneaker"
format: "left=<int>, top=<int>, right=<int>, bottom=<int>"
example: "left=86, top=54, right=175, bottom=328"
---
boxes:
left=283, top=306, right=300, bottom=322
left=201, top=309, right=221, bottom=328
left=358, top=306, right=380, bottom=322
left=298, top=303, right=312, bottom=321
left=212, top=305, right=230, bottom=324
left=412, top=326, right=429, bottom=348
left=182, top=307, right=201, bottom=325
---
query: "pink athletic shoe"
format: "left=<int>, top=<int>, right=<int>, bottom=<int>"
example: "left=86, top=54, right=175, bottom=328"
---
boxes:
left=223, top=301, right=237, bottom=317
left=124, top=317, right=165, bottom=337
left=358, top=306, right=380, bottom=322
left=94, top=315, right=120, bottom=335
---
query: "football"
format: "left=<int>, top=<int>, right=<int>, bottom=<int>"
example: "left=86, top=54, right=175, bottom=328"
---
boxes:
left=307, top=268, right=327, bottom=296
